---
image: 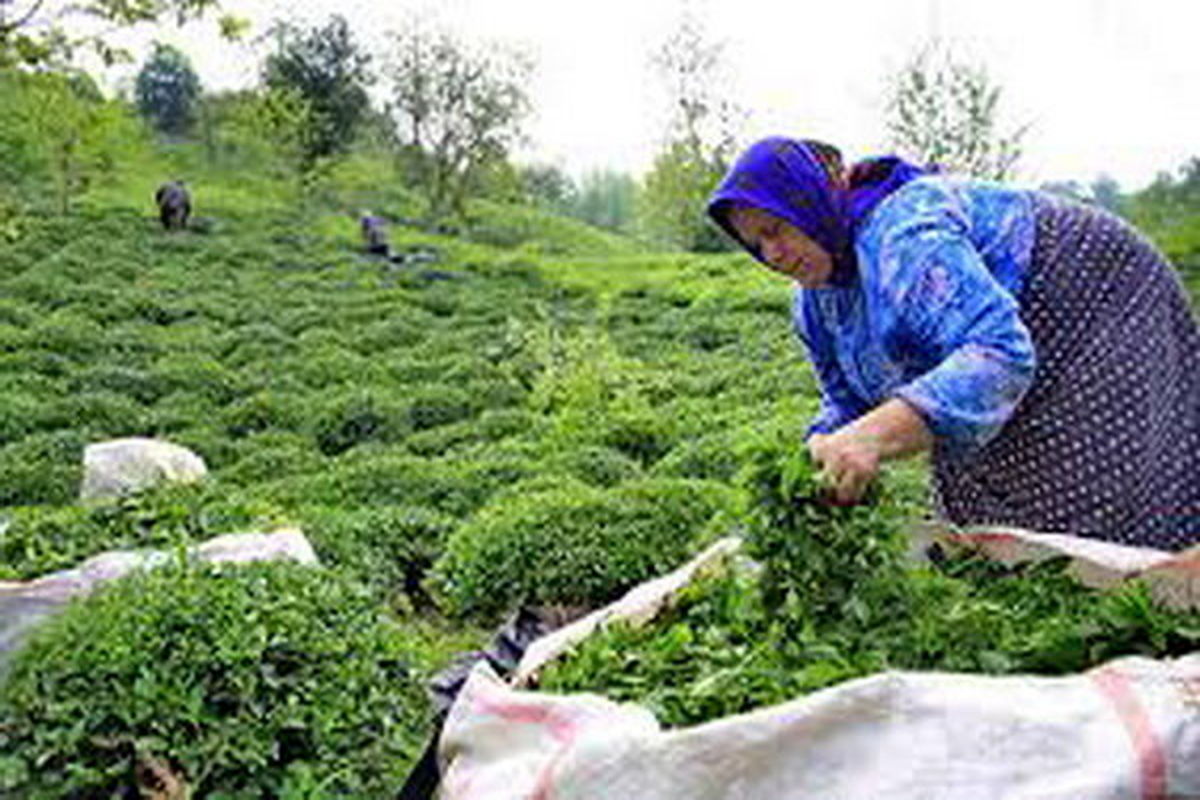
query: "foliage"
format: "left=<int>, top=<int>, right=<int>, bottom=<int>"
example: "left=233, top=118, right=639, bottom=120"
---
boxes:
left=0, top=482, right=284, bottom=580
left=539, top=436, right=1200, bottom=727
left=135, top=42, right=202, bottom=136
left=462, top=198, right=643, bottom=256
left=0, top=561, right=434, bottom=796
left=0, top=70, right=146, bottom=214
left=638, top=7, right=740, bottom=251
left=222, top=86, right=319, bottom=199
left=432, top=478, right=735, bottom=620
left=300, top=504, right=457, bottom=608
left=263, top=14, right=373, bottom=165
left=0, top=0, right=230, bottom=69
left=6, top=106, right=1195, bottom=787
left=1123, top=158, right=1200, bottom=298
left=885, top=40, right=1027, bottom=180
left=639, top=140, right=729, bottom=252
left=519, top=162, right=576, bottom=211
left=569, top=168, right=638, bottom=232
left=383, top=17, right=533, bottom=218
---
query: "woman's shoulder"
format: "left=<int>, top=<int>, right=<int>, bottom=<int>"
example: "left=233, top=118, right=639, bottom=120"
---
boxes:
left=861, top=174, right=1033, bottom=241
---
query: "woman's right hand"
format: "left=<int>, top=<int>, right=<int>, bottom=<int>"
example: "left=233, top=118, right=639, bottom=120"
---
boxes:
left=808, top=430, right=881, bottom=505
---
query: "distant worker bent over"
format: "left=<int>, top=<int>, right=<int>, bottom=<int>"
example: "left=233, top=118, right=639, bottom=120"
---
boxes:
left=360, top=210, right=390, bottom=256
left=155, top=180, right=191, bottom=231
left=708, top=136, right=1200, bottom=551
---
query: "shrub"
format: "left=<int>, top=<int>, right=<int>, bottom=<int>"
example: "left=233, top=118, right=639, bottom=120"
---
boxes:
left=0, top=323, right=26, bottom=354
left=147, top=390, right=220, bottom=434
left=652, top=430, right=743, bottom=482
left=354, top=317, right=426, bottom=353
left=149, top=354, right=243, bottom=406
left=0, top=431, right=85, bottom=506
left=543, top=445, right=643, bottom=487
left=69, top=365, right=165, bottom=405
left=41, top=390, right=148, bottom=440
left=0, top=562, right=432, bottom=796
left=0, top=483, right=285, bottom=579
left=0, top=391, right=45, bottom=445
left=300, top=504, right=458, bottom=608
left=310, top=389, right=410, bottom=456
left=262, top=451, right=539, bottom=518
left=286, top=344, right=377, bottom=389
left=432, top=478, right=734, bottom=619
left=597, top=405, right=678, bottom=465
left=403, top=408, right=535, bottom=457
left=26, top=311, right=107, bottom=362
left=0, top=350, right=71, bottom=379
left=218, top=322, right=296, bottom=368
left=220, top=432, right=325, bottom=485
left=221, top=390, right=308, bottom=438
left=0, top=299, right=35, bottom=328
left=405, top=383, right=475, bottom=431
left=170, top=426, right=241, bottom=471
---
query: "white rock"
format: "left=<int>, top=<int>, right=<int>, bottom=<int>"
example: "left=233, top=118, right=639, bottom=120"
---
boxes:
left=80, top=437, right=208, bottom=502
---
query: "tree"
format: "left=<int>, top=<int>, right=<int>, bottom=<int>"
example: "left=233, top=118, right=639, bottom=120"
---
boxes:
left=382, top=18, right=533, bottom=218
left=521, top=163, right=576, bottom=212
left=885, top=40, right=1027, bottom=180
left=0, top=0, right=239, bottom=69
left=1090, top=174, right=1123, bottom=214
left=1038, top=180, right=1088, bottom=203
left=638, top=5, right=740, bottom=251
left=0, top=70, right=144, bottom=213
left=262, top=14, right=373, bottom=166
left=571, top=169, right=636, bottom=232
left=135, top=42, right=201, bottom=137
left=221, top=86, right=319, bottom=203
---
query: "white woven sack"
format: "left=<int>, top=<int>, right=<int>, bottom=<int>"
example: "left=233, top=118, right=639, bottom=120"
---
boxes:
left=439, top=533, right=1200, bottom=799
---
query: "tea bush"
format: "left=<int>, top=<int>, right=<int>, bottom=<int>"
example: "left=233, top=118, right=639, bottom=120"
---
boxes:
left=221, top=432, right=325, bottom=485
left=0, top=391, right=45, bottom=445
left=309, top=388, right=411, bottom=456
left=543, top=444, right=644, bottom=487
left=538, top=436, right=1200, bottom=727
left=69, top=365, right=164, bottom=405
left=0, top=562, right=433, bottom=796
left=0, top=483, right=284, bottom=579
left=300, top=504, right=458, bottom=608
left=0, top=431, right=85, bottom=507
left=652, top=430, right=744, bottom=481
left=258, top=450, right=540, bottom=517
left=221, top=390, right=309, bottom=438
left=432, top=478, right=736, bottom=620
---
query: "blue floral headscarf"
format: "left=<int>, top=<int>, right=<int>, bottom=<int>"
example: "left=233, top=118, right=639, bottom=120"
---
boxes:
left=707, top=136, right=932, bottom=286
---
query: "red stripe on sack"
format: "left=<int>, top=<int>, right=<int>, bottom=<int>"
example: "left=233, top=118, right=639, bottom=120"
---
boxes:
left=949, top=531, right=1020, bottom=544
left=1091, top=667, right=1168, bottom=800
left=473, top=691, right=579, bottom=799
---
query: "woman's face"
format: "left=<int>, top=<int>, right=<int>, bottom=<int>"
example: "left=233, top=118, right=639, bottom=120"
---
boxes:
left=728, top=206, right=834, bottom=288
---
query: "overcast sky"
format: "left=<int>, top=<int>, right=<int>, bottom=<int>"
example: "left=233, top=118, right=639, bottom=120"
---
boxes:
left=102, top=0, right=1200, bottom=191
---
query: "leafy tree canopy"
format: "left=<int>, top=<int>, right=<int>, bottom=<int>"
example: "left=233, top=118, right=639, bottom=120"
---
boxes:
left=0, top=0, right=242, bottom=68
left=135, top=41, right=201, bottom=136
left=885, top=40, right=1028, bottom=180
left=382, top=17, right=533, bottom=219
left=262, top=14, right=373, bottom=164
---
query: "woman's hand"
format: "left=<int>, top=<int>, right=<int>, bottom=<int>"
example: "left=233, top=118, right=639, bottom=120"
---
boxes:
left=808, top=429, right=881, bottom=505
left=807, top=399, right=934, bottom=505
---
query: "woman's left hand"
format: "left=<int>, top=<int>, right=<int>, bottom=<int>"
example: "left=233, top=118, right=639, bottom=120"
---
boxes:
left=808, top=429, right=882, bottom=505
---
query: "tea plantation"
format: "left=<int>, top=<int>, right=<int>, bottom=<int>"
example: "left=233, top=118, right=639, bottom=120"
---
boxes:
left=1, top=156, right=1196, bottom=796
left=0, top=172, right=844, bottom=795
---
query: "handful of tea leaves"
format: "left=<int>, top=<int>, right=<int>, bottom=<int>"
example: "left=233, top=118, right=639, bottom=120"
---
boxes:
left=539, top=440, right=1200, bottom=727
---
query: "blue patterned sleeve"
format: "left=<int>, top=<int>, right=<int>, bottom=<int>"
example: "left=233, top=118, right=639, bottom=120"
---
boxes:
left=881, top=215, right=1037, bottom=455
left=792, top=292, right=871, bottom=439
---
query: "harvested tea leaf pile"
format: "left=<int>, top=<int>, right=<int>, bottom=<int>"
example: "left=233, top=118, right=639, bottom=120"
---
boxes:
left=538, top=437, right=1200, bottom=728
